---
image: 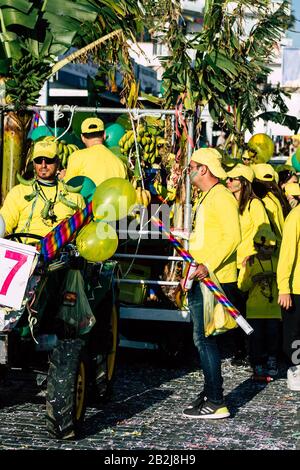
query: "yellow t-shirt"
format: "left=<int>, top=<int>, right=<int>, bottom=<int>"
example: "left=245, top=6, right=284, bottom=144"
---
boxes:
left=238, top=255, right=281, bottom=319
left=0, top=182, right=85, bottom=238
left=236, top=198, right=270, bottom=269
left=277, top=204, right=300, bottom=294
left=189, top=184, right=241, bottom=283
left=64, top=144, right=126, bottom=186
left=262, top=192, right=284, bottom=244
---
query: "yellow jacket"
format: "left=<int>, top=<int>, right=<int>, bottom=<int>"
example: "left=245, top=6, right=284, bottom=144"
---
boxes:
left=64, top=144, right=126, bottom=186
left=237, top=198, right=270, bottom=269
left=0, top=181, right=85, bottom=238
left=189, top=184, right=241, bottom=283
left=263, top=192, right=284, bottom=244
left=238, top=255, right=281, bottom=319
left=277, top=204, right=300, bottom=294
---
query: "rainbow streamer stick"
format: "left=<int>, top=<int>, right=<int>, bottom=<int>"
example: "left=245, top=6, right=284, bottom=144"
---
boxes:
left=152, top=216, right=253, bottom=335
left=33, top=113, right=39, bottom=128
left=38, top=201, right=93, bottom=261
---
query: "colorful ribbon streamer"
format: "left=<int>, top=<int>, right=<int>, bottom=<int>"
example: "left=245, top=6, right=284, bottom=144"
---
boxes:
left=38, top=201, right=93, bottom=261
left=152, top=216, right=241, bottom=321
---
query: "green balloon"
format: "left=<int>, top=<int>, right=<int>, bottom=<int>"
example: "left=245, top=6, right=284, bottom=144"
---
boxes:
left=105, top=123, right=125, bottom=148
left=67, top=176, right=96, bottom=202
left=292, top=153, right=300, bottom=172
left=29, top=126, right=64, bottom=141
left=76, top=221, right=118, bottom=262
left=92, top=177, right=136, bottom=222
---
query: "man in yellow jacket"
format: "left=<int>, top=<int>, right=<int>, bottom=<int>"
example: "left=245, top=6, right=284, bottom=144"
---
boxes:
left=277, top=204, right=300, bottom=389
left=182, top=148, right=241, bottom=420
left=0, top=140, right=85, bottom=239
left=63, top=117, right=126, bottom=187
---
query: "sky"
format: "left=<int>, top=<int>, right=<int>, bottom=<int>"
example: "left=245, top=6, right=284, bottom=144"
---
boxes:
left=288, top=0, right=300, bottom=47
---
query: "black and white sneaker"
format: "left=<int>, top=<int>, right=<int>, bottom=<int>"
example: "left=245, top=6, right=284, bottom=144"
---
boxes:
left=183, top=400, right=230, bottom=419
left=185, top=390, right=207, bottom=410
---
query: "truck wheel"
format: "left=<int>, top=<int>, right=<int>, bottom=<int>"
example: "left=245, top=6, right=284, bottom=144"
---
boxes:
left=93, top=304, right=119, bottom=401
left=46, top=339, right=87, bottom=440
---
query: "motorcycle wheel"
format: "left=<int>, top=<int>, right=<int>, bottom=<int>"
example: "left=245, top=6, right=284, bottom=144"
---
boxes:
left=46, top=339, right=88, bottom=439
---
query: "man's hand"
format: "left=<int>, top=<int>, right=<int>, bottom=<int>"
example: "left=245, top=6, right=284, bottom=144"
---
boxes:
left=57, top=169, right=66, bottom=180
left=189, top=263, right=209, bottom=281
left=242, top=255, right=255, bottom=268
left=278, top=293, right=292, bottom=310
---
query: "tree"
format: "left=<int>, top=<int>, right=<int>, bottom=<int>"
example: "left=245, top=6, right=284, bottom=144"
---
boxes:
left=161, top=0, right=293, bottom=156
left=0, top=0, right=143, bottom=201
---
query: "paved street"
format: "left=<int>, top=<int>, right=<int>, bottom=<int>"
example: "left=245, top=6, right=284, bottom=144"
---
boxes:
left=0, top=348, right=299, bottom=451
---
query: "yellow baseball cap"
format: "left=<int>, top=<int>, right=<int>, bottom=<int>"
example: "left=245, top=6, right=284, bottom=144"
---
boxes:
left=252, top=163, right=276, bottom=182
left=32, top=141, right=58, bottom=160
left=191, top=148, right=227, bottom=180
left=292, top=134, right=300, bottom=142
left=254, top=225, right=277, bottom=246
left=284, top=182, right=300, bottom=196
left=227, top=163, right=254, bottom=183
left=81, top=117, right=104, bottom=133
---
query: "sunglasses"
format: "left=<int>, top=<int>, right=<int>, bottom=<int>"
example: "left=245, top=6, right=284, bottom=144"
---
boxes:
left=227, top=177, right=240, bottom=182
left=33, top=156, right=57, bottom=164
left=242, top=157, right=251, bottom=161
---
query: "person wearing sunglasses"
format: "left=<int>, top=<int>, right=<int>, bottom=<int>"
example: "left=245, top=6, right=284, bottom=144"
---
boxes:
left=252, top=163, right=290, bottom=247
left=226, top=164, right=271, bottom=366
left=241, top=150, right=254, bottom=166
left=277, top=168, right=299, bottom=210
left=181, top=148, right=241, bottom=420
left=0, top=140, right=85, bottom=239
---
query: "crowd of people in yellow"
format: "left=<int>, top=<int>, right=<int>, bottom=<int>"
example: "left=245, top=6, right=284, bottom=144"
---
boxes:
left=0, top=118, right=299, bottom=421
left=182, top=147, right=300, bottom=420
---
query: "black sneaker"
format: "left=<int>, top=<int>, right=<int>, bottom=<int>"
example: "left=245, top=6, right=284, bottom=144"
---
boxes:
left=183, top=400, right=230, bottom=419
left=185, top=390, right=206, bottom=410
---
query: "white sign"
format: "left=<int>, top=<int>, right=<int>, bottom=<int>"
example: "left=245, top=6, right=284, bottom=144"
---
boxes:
left=0, top=238, right=38, bottom=310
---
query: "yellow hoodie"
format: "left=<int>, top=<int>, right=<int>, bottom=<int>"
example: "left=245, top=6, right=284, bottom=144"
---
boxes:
left=189, top=184, right=241, bottom=283
left=277, top=204, right=300, bottom=294
left=236, top=198, right=270, bottom=269
left=0, top=182, right=85, bottom=238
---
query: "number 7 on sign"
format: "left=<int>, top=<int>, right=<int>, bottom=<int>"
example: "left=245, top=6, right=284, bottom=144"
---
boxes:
left=0, top=250, right=27, bottom=296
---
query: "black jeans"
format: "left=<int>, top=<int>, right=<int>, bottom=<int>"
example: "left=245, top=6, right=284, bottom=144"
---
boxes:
left=248, top=318, right=281, bottom=366
left=281, top=294, right=300, bottom=366
left=188, top=281, right=239, bottom=404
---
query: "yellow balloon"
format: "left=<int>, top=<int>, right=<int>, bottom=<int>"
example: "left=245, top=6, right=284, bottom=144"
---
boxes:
left=76, top=221, right=118, bottom=262
left=247, top=134, right=274, bottom=163
left=92, top=177, right=136, bottom=222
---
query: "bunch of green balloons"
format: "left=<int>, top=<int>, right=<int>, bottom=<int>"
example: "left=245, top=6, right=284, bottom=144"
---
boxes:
left=76, top=178, right=136, bottom=262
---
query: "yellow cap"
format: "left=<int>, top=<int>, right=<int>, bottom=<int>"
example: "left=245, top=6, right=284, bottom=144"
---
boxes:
left=284, top=182, right=300, bottom=196
left=227, top=163, right=254, bottom=183
left=292, top=134, right=300, bottom=142
left=32, top=141, right=58, bottom=160
left=252, top=163, right=276, bottom=182
left=81, top=117, right=104, bottom=133
left=191, top=148, right=227, bottom=180
left=254, top=225, right=277, bottom=246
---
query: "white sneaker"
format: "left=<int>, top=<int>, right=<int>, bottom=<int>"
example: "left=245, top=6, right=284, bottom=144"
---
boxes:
left=287, top=365, right=300, bottom=391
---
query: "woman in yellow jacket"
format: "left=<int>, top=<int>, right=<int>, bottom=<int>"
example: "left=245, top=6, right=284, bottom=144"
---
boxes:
left=226, top=164, right=271, bottom=269
left=252, top=164, right=290, bottom=246
left=226, top=163, right=272, bottom=365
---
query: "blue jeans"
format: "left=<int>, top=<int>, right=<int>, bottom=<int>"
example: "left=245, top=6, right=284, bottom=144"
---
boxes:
left=188, top=281, right=224, bottom=403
